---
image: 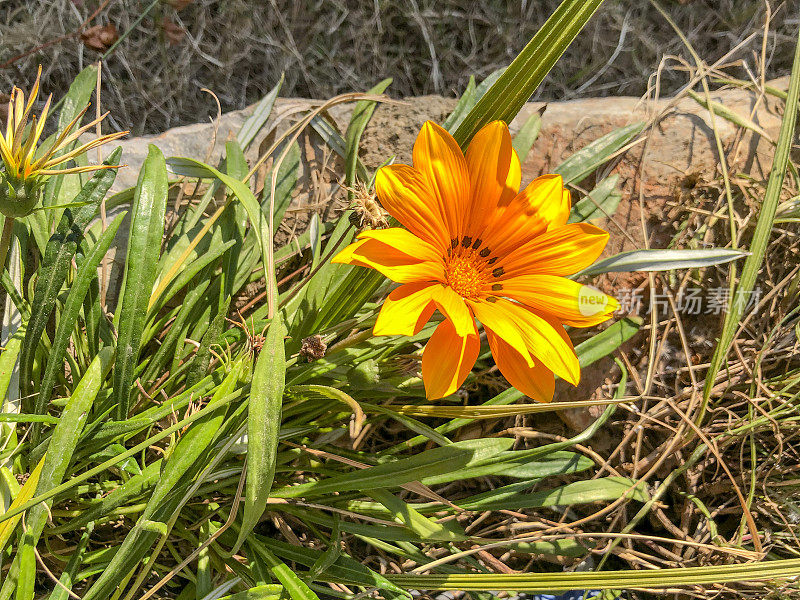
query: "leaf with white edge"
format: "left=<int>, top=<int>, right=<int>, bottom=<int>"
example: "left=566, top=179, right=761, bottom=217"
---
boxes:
left=554, top=121, right=645, bottom=185
left=579, top=248, right=749, bottom=277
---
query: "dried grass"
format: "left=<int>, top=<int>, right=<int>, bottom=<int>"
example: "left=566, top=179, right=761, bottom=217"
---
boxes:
left=0, top=0, right=797, bottom=134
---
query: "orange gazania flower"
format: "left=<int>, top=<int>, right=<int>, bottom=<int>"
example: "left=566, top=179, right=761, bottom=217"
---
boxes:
left=333, top=120, right=618, bottom=400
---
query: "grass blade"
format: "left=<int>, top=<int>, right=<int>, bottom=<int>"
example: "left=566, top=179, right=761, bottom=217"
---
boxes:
left=0, top=348, right=113, bottom=600
left=81, top=364, right=236, bottom=600
left=568, top=175, right=621, bottom=223
left=20, top=148, right=121, bottom=400
left=259, top=536, right=409, bottom=596
left=698, top=24, right=800, bottom=423
left=580, top=248, right=748, bottom=276
left=247, top=538, right=321, bottom=600
left=452, top=0, right=604, bottom=147
left=166, top=157, right=270, bottom=285
left=345, top=79, right=391, bottom=199
left=113, top=145, right=168, bottom=419
left=385, top=557, right=800, bottom=592
left=554, top=121, right=644, bottom=185
left=271, top=439, right=513, bottom=499
left=443, top=76, right=476, bottom=132
left=511, top=110, right=543, bottom=162
left=234, top=311, right=287, bottom=552
left=32, top=213, right=125, bottom=425
left=238, top=75, right=284, bottom=150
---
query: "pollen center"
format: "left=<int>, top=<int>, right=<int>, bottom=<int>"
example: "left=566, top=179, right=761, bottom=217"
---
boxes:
left=445, top=255, right=484, bottom=299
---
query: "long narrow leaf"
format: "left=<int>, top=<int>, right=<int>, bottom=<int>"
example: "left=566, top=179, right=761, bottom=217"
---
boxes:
left=270, top=439, right=513, bottom=499
left=33, top=213, right=125, bottom=419
left=234, top=312, right=287, bottom=552
left=385, top=558, right=800, bottom=592
left=554, top=121, right=644, bottom=185
left=238, top=75, right=284, bottom=150
left=580, top=248, right=748, bottom=277
left=20, top=148, right=121, bottom=400
left=453, top=0, right=604, bottom=147
left=699, top=25, right=800, bottom=422
left=113, top=145, right=168, bottom=419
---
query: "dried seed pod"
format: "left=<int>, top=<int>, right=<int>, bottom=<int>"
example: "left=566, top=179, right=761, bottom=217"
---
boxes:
left=347, top=181, right=388, bottom=230
left=300, top=334, right=327, bottom=362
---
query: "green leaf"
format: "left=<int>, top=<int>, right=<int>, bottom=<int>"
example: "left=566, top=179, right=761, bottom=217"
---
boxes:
left=580, top=248, right=749, bottom=277
left=46, top=525, right=93, bottom=600
left=234, top=312, right=287, bottom=552
left=419, top=451, right=593, bottom=486
left=385, top=557, right=800, bottom=592
left=217, top=585, right=284, bottom=600
left=258, top=536, right=409, bottom=596
left=32, top=213, right=125, bottom=424
left=511, top=109, right=543, bottom=161
left=568, top=175, right=621, bottom=223
left=27, top=348, right=114, bottom=537
left=81, top=363, right=237, bottom=600
left=455, top=476, right=648, bottom=512
left=148, top=239, right=236, bottom=318
left=42, top=65, right=100, bottom=213
left=0, top=348, right=114, bottom=600
left=700, top=22, right=800, bottom=422
left=453, top=0, right=604, bottom=148
left=113, top=145, right=168, bottom=419
left=238, top=75, right=284, bottom=150
left=554, top=121, right=644, bottom=185
left=443, top=76, right=476, bottom=132
left=20, top=148, right=121, bottom=401
left=48, top=461, right=161, bottom=535
left=687, top=90, right=772, bottom=141
left=261, top=140, right=300, bottom=230
left=247, top=539, right=321, bottom=600
left=166, top=157, right=270, bottom=285
left=366, top=488, right=467, bottom=541
left=0, top=323, right=25, bottom=402
left=576, top=317, right=641, bottom=368
left=345, top=79, right=392, bottom=197
left=271, top=439, right=513, bottom=498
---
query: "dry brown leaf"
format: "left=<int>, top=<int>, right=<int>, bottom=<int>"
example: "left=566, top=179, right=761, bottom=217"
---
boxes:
left=80, top=24, right=119, bottom=52
left=162, top=19, right=186, bottom=46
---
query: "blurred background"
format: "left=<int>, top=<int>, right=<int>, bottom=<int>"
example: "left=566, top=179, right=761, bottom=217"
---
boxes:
left=0, top=0, right=796, bottom=135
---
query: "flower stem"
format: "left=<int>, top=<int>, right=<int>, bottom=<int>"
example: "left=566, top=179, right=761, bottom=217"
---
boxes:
left=0, top=216, right=15, bottom=274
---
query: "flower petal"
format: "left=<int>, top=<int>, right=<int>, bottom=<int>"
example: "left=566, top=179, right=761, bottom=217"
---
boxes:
left=500, top=274, right=619, bottom=326
left=357, top=227, right=443, bottom=263
left=431, top=284, right=475, bottom=337
left=465, top=121, right=520, bottom=234
left=469, top=299, right=534, bottom=367
left=413, top=121, right=470, bottom=240
left=499, top=223, right=609, bottom=278
left=473, top=298, right=579, bottom=385
left=422, top=318, right=480, bottom=399
left=486, top=329, right=555, bottom=402
left=481, top=174, right=570, bottom=257
left=375, top=164, right=450, bottom=252
left=373, top=282, right=437, bottom=336
left=332, top=237, right=444, bottom=284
